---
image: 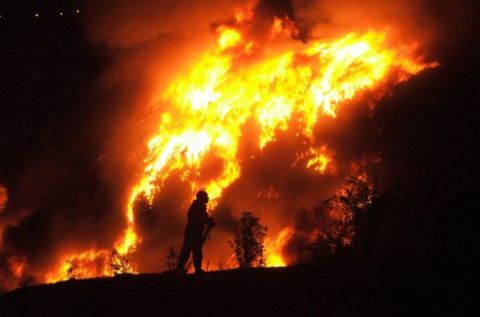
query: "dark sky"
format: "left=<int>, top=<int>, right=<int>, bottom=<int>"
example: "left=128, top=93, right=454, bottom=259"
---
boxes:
left=1, top=0, right=109, bottom=211
left=0, top=1, right=122, bottom=290
left=0, top=0, right=478, bottom=290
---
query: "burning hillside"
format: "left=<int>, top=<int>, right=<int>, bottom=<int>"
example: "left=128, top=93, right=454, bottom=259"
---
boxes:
left=112, top=3, right=435, bottom=272
left=0, top=0, right=441, bottom=291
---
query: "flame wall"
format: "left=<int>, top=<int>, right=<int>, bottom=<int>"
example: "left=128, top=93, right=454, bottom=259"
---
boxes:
left=2, top=0, right=473, bottom=291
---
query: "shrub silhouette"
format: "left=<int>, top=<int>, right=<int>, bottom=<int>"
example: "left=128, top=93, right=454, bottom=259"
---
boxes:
left=310, top=176, right=381, bottom=262
left=230, top=212, right=268, bottom=268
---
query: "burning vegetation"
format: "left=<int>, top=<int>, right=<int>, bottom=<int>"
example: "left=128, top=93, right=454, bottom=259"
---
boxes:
left=111, top=2, right=435, bottom=273
left=0, top=0, right=439, bottom=291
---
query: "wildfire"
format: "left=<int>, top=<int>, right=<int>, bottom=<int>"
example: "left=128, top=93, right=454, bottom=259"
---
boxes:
left=44, top=4, right=436, bottom=283
left=45, top=249, right=131, bottom=283
left=293, top=145, right=334, bottom=174
left=265, top=228, right=295, bottom=267
left=115, top=15, right=434, bottom=262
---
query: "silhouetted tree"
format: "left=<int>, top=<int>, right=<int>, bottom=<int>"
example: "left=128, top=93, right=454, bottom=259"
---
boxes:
left=310, top=176, right=381, bottom=262
left=342, top=178, right=382, bottom=258
left=230, top=212, right=268, bottom=268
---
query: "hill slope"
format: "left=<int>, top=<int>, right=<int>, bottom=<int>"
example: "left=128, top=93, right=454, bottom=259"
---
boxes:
left=0, top=264, right=470, bottom=316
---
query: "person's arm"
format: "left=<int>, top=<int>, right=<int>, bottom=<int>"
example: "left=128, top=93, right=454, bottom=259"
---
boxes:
left=205, top=209, right=215, bottom=228
left=200, top=204, right=215, bottom=227
left=207, top=217, right=216, bottom=228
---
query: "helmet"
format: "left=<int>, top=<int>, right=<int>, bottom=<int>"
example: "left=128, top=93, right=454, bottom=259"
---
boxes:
left=196, top=190, right=209, bottom=203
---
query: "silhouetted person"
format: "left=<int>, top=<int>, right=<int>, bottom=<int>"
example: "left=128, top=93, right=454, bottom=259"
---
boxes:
left=176, top=190, right=215, bottom=274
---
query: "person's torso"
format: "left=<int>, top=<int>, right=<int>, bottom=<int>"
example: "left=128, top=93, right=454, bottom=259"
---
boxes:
left=186, top=200, right=207, bottom=229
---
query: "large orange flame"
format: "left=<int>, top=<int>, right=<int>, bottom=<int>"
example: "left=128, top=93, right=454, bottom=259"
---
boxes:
left=43, top=7, right=436, bottom=283
left=115, top=19, right=435, bottom=261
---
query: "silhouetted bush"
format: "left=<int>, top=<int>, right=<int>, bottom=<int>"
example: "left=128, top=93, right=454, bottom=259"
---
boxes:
left=310, top=177, right=381, bottom=262
left=230, top=212, right=268, bottom=268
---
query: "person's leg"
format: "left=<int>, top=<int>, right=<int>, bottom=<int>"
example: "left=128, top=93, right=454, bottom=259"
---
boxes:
left=192, top=234, right=203, bottom=272
left=176, top=235, right=192, bottom=271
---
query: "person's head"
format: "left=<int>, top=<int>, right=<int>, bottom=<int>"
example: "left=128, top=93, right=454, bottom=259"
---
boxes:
left=196, top=190, right=209, bottom=203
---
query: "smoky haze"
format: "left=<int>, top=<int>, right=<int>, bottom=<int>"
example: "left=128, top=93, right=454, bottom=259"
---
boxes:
left=0, top=0, right=476, bottom=291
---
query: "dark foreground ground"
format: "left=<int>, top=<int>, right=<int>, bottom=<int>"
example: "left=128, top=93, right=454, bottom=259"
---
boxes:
left=0, top=263, right=473, bottom=317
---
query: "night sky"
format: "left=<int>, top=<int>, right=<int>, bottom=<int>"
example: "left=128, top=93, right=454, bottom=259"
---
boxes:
left=0, top=0, right=478, bottom=291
